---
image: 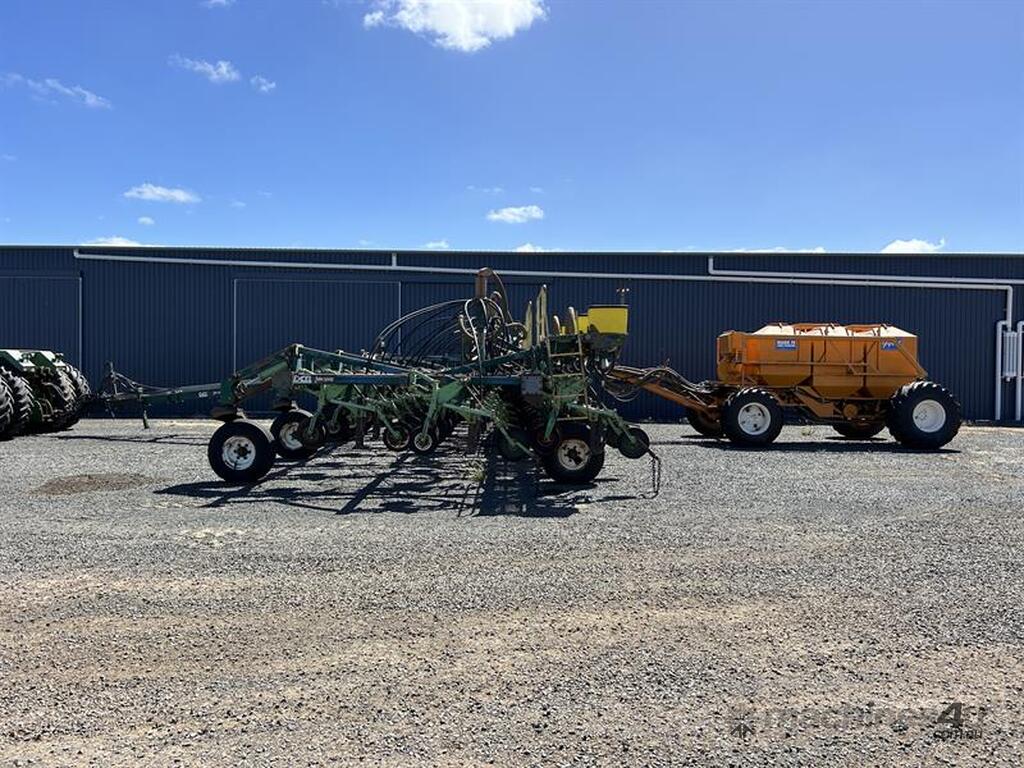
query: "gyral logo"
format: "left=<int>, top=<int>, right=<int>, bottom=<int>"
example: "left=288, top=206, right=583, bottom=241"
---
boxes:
left=882, top=340, right=900, bottom=351
left=775, top=339, right=797, bottom=350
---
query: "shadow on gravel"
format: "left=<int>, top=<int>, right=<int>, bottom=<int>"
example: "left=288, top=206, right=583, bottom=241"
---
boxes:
left=658, top=432, right=959, bottom=454
left=155, top=443, right=637, bottom=518
left=54, top=433, right=207, bottom=447
left=696, top=439, right=960, bottom=454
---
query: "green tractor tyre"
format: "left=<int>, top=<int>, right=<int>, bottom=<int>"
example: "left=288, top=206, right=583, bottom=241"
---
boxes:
left=64, top=363, right=92, bottom=403
left=0, top=369, right=35, bottom=437
left=35, top=370, right=79, bottom=433
left=0, top=373, right=12, bottom=437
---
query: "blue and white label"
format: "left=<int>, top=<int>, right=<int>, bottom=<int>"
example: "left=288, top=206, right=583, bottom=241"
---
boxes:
left=775, top=339, right=797, bottom=350
left=881, top=340, right=899, bottom=351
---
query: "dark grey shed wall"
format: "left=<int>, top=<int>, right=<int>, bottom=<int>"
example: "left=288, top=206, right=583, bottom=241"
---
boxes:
left=0, top=245, right=1020, bottom=421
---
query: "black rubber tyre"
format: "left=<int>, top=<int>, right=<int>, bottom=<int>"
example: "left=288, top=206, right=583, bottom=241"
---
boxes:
left=0, top=373, right=12, bottom=437
left=618, top=426, right=650, bottom=459
left=410, top=427, right=440, bottom=455
left=382, top=424, right=411, bottom=452
left=0, top=370, right=35, bottom=437
left=270, top=409, right=319, bottom=460
left=721, top=387, right=784, bottom=447
left=541, top=424, right=606, bottom=484
left=63, top=364, right=92, bottom=426
left=59, top=369, right=85, bottom=429
left=886, top=380, right=961, bottom=450
left=207, top=419, right=276, bottom=483
left=38, top=371, right=79, bottom=432
left=687, top=408, right=723, bottom=438
left=298, top=419, right=328, bottom=450
left=64, top=364, right=92, bottom=402
left=832, top=422, right=886, bottom=440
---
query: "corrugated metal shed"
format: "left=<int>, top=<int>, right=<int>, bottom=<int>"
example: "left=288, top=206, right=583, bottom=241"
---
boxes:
left=1, top=245, right=1021, bottom=421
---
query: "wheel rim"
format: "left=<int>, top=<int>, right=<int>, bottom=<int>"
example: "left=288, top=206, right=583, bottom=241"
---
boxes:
left=278, top=422, right=304, bottom=451
left=222, top=435, right=256, bottom=470
left=413, top=432, right=434, bottom=451
left=556, top=438, right=591, bottom=470
left=912, top=399, right=946, bottom=433
left=737, top=402, right=772, bottom=435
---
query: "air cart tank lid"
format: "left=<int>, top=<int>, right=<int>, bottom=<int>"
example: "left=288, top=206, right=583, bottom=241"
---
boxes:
left=748, top=323, right=914, bottom=339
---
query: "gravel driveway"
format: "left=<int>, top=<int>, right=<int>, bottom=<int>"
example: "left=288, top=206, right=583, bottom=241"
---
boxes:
left=1, top=420, right=1021, bottom=766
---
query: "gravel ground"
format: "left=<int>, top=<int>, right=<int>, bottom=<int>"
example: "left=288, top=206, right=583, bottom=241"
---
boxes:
left=1, top=419, right=1022, bottom=767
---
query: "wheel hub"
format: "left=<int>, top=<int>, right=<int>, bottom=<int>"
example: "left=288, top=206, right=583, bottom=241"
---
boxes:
left=278, top=422, right=303, bottom=450
left=557, top=438, right=590, bottom=470
left=737, top=402, right=771, bottom=435
left=912, top=399, right=946, bottom=433
left=222, top=435, right=256, bottom=470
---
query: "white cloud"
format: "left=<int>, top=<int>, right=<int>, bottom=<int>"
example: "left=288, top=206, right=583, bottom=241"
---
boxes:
left=467, top=184, right=504, bottom=194
left=124, top=183, right=201, bottom=204
left=86, top=236, right=144, bottom=246
left=514, top=242, right=546, bottom=252
left=2, top=73, right=111, bottom=109
left=487, top=204, right=544, bottom=224
left=137, top=216, right=155, bottom=226
left=250, top=75, right=276, bottom=93
left=202, top=0, right=235, bottom=7
left=880, top=237, right=945, bottom=254
left=423, top=238, right=450, bottom=249
left=230, top=200, right=247, bottom=209
left=363, top=0, right=547, bottom=53
left=168, top=54, right=240, bottom=84
left=529, top=186, right=544, bottom=194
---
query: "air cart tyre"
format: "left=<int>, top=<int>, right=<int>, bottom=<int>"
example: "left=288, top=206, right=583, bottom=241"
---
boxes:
left=382, top=425, right=411, bottom=452
left=721, top=388, right=784, bottom=447
left=832, top=422, right=886, bottom=440
left=542, top=424, right=606, bottom=484
left=618, top=426, right=650, bottom=459
left=887, top=381, right=961, bottom=450
left=0, top=370, right=35, bottom=437
left=411, top=428, right=440, bottom=455
left=687, top=408, right=723, bottom=438
left=208, top=419, right=276, bottom=483
left=270, top=410, right=319, bottom=461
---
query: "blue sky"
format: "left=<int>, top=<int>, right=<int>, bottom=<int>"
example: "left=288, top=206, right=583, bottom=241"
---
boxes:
left=1, top=0, right=1022, bottom=253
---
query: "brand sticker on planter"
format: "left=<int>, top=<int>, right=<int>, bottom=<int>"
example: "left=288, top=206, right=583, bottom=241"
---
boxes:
left=882, top=340, right=899, bottom=350
left=775, top=339, right=797, bottom=350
